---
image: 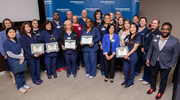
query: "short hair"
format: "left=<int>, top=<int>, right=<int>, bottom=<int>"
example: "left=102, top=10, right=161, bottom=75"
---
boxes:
left=32, top=19, right=38, bottom=23
left=133, top=15, right=139, bottom=19
left=53, top=11, right=59, bottom=15
left=104, top=14, right=110, bottom=17
left=162, top=22, right=172, bottom=29
left=44, top=21, right=53, bottom=30
left=21, top=22, right=33, bottom=34
left=152, top=18, right=160, bottom=24
left=109, top=12, right=114, bottom=15
left=140, top=17, right=147, bottom=26
left=85, top=18, right=94, bottom=30
left=6, top=27, right=16, bottom=40
left=94, top=10, right=103, bottom=19
left=107, top=23, right=115, bottom=33
left=72, top=15, right=79, bottom=24
left=2, top=18, right=14, bottom=29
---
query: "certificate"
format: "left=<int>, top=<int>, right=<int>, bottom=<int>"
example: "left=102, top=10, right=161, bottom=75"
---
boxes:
left=116, top=46, right=129, bottom=58
left=46, top=42, right=59, bottom=53
left=65, top=40, right=76, bottom=49
left=31, top=43, right=44, bottom=54
left=81, top=35, right=93, bottom=45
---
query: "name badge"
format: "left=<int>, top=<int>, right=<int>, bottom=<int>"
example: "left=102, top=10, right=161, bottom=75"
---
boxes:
left=67, top=37, right=71, bottom=40
left=124, top=38, right=128, bottom=42
left=57, top=26, right=60, bottom=29
left=78, top=27, right=81, bottom=31
left=153, top=39, right=157, bottom=42
left=111, top=39, right=115, bottom=42
left=101, top=28, right=105, bottom=31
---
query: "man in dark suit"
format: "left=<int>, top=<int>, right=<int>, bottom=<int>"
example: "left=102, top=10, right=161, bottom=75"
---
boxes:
left=146, top=22, right=180, bottom=99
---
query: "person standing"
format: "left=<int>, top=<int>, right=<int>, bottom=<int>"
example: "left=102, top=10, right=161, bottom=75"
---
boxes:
left=79, top=10, right=87, bottom=27
left=146, top=22, right=179, bottom=99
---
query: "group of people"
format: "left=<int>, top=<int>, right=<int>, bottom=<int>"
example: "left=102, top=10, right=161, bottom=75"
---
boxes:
left=0, top=9, right=179, bottom=99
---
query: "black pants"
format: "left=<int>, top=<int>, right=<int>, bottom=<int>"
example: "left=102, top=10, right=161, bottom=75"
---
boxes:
left=151, top=61, right=172, bottom=94
left=104, top=57, right=116, bottom=79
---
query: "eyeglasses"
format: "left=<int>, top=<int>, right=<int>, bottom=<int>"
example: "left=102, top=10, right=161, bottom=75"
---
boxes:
left=161, top=28, right=171, bottom=31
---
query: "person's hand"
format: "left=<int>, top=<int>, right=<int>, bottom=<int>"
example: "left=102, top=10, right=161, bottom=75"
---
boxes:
left=80, top=41, right=83, bottom=46
left=105, top=55, right=110, bottom=60
left=19, top=61, right=23, bottom=65
left=100, top=45, right=102, bottom=50
left=73, top=46, right=77, bottom=50
left=141, top=48, right=145, bottom=54
left=89, top=42, right=94, bottom=47
left=123, top=55, right=129, bottom=60
left=34, top=54, right=39, bottom=57
left=146, top=59, right=150, bottom=67
left=22, top=57, right=25, bottom=60
left=4, top=55, right=7, bottom=59
left=39, top=53, right=42, bottom=55
left=109, top=54, right=114, bottom=60
left=62, top=45, right=66, bottom=50
left=45, top=50, right=50, bottom=54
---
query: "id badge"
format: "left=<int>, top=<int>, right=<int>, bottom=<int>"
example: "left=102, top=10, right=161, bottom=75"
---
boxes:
left=57, top=26, right=60, bottom=29
left=67, top=37, right=71, bottom=40
left=111, top=39, right=115, bottom=42
left=101, top=28, right=105, bottom=31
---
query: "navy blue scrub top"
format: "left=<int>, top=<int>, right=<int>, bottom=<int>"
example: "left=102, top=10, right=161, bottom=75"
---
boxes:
left=138, top=27, right=149, bottom=39
left=39, top=30, right=60, bottom=57
left=4, top=39, right=22, bottom=66
left=64, top=32, right=74, bottom=54
left=52, top=21, right=63, bottom=35
left=124, top=35, right=141, bottom=61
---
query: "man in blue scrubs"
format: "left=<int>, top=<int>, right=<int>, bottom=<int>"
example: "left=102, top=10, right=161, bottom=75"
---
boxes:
left=79, top=10, right=87, bottom=27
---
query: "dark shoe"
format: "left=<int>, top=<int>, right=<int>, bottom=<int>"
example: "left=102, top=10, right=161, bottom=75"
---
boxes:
left=73, top=74, right=77, bottom=78
left=53, top=75, right=57, bottom=78
left=124, top=84, right=133, bottom=88
left=39, top=79, right=43, bottom=84
left=121, top=83, right=126, bottom=86
left=77, top=66, right=80, bottom=70
left=104, top=79, right=108, bottom=82
left=110, top=79, right=114, bottom=83
left=66, top=74, right=70, bottom=78
left=147, top=88, right=156, bottom=94
left=82, top=63, right=85, bottom=67
left=155, top=93, right=162, bottom=99
left=34, top=81, right=41, bottom=85
left=135, top=72, right=140, bottom=76
left=48, top=76, right=52, bottom=79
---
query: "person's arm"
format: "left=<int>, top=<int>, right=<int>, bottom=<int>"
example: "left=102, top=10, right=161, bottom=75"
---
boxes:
left=20, top=37, right=34, bottom=57
left=127, top=43, right=140, bottom=57
left=102, top=35, right=107, bottom=55
left=0, top=34, right=6, bottom=56
left=6, top=48, right=24, bottom=60
left=146, top=37, right=155, bottom=66
left=16, top=30, right=21, bottom=39
left=75, top=32, right=80, bottom=49
left=93, top=28, right=101, bottom=43
left=170, top=41, right=180, bottom=67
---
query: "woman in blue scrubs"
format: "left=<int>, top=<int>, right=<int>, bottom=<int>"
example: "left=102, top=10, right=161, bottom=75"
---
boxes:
left=102, top=24, right=119, bottom=83
left=20, top=22, right=43, bottom=85
left=81, top=18, right=101, bottom=79
left=0, top=18, right=21, bottom=84
left=59, top=20, right=80, bottom=78
left=4, top=27, right=30, bottom=94
left=39, top=21, right=60, bottom=79
left=121, top=23, right=141, bottom=88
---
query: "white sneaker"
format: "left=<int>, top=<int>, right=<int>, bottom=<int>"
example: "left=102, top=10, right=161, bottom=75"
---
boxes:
left=89, top=76, right=94, bottom=79
left=139, top=78, right=143, bottom=81
left=142, top=81, right=149, bottom=85
left=86, top=74, right=89, bottom=77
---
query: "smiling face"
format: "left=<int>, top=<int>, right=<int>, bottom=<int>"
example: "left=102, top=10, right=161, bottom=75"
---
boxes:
left=109, top=13, right=114, bottom=20
left=140, top=18, right=146, bottom=27
left=25, top=24, right=31, bottom=33
left=118, top=18, right=124, bottom=25
left=130, top=24, right=137, bottom=34
left=96, top=12, right=101, bottom=20
left=151, top=20, right=159, bottom=30
left=161, top=25, right=171, bottom=38
left=72, top=16, right=78, bottom=23
left=4, top=20, right=12, bottom=29
left=116, top=11, right=121, bottom=19
left=133, top=16, right=139, bottom=24
left=124, top=21, right=130, bottom=30
left=46, top=23, right=52, bottom=30
left=66, top=11, right=72, bottom=20
left=53, top=12, right=59, bottom=21
left=81, top=10, right=87, bottom=18
left=32, top=20, right=38, bottom=28
left=109, top=25, right=115, bottom=34
left=104, top=15, right=110, bottom=24
left=85, top=18, right=92, bottom=28
left=65, top=22, right=71, bottom=31
left=7, top=29, right=16, bottom=39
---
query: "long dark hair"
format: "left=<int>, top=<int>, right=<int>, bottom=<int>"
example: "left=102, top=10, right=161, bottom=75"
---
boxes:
left=128, top=23, right=138, bottom=47
left=6, top=27, right=17, bottom=41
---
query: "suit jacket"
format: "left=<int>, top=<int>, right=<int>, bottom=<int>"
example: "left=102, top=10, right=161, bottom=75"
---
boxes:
left=59, top=31, right=80, bottom=54
left=147, top=35, right=180, bottom=69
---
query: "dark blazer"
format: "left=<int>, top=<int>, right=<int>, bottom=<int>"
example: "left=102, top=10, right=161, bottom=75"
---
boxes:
left=146, top=35, right=180, bottom=69
left=142, top=28, right=161, bottom=52
left=59, top=31, right=80, bottom=54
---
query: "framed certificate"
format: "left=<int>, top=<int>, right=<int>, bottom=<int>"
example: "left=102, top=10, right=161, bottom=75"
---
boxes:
left=46, top=42, right=59, bottom=53
left=81, top=35, right=93, bottom=45
left=65, top=40, right=76, bottom=49
left=31, top=43, right=44, bottom=54
left=116, top=46, right=129, bottom=58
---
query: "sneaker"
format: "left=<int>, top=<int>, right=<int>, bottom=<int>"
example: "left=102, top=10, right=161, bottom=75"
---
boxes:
left=61, top=67, right=66, bottom=70
left=89, top=76, right=94, bottom=79
left=121, top=83, right=126, bottom=86
left=142, top=81, right=149, bottom=85
left=124, top=84, right=133, bottom=88
left=18, top=87, right=27, bottom=94
left=139, top=78, right=143, bottom=81
left=73, top=74, right=77, bottom=78
left=66, top=74, right=70, bottom=78
left=39, top=79, right=43, bottom=84
left=23, top=85, right=31, bottom=90
left=57, top=68, right=61, bottom=72
left=86, top=74, right=89, bottom=77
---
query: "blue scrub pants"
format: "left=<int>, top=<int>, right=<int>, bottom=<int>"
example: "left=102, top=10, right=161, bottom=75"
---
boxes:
left=44, top=56, right=57, bottom=77
left=135, top=47, right=143, bottom=73
left=57, top=49, right=65, bottom=69
left=27, top=57, right=41, bottom=83
left=142, top=53, right=151, bottom=83
left=14, top=72, right=26, bottom=89
left=100, top=50, right=105, bottom=73
left=123, top=59, right=137, bottom=85
left=65, top=53, right=78, bottom=75
left=3, top=58, right=11, bottom=71
left=84, top=51, right=97, bottom=77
